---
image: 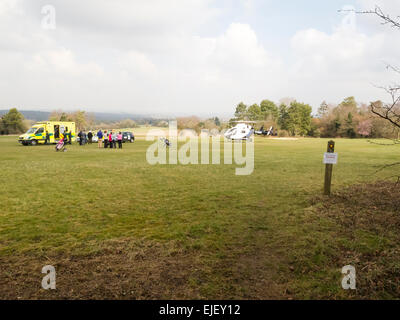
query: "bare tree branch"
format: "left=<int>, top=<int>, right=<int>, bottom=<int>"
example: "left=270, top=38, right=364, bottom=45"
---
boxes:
left=370, top=95, right=400, bottom=129
left=361, top=6, right=400, bottom=29
left=339, top=6, right=400, bottom=29
left=347, top=6, right=400, bottom=129
left=353, top=6, right=400, bottom=182
left=385, top=63, right=400, bottom=74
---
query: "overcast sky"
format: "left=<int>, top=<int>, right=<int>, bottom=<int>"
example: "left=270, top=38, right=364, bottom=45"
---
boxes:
left=1, top=0, right=400, bottom=117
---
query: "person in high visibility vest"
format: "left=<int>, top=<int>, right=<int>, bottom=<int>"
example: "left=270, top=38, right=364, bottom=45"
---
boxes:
left=64, top=128, right=71, bottom=144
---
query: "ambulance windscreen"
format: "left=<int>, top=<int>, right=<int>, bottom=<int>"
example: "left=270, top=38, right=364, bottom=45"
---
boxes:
left=26, top=128, right=37, bottom=134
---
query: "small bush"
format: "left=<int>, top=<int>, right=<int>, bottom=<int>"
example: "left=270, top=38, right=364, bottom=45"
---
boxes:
left=278, top=130, right=289, bottom=137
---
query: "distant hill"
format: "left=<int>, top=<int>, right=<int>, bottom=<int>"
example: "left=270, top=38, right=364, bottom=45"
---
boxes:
left=0, top=110, right=155, bottom=122
left=0, top=110, right=51, bottom=121
left=0, top=109, right=232, bottom=122
left=91, top=112, right=151, bottom=122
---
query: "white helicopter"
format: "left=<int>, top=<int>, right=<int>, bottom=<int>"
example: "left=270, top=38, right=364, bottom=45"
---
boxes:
left=224, top=121, right=256, bottom=141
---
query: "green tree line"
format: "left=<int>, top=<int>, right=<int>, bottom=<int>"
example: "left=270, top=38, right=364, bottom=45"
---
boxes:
left=231, top=99, right=313, bottom=137
left=230, top=96, right=400, bottom=138
left=0, top=108, right=27, bottom=135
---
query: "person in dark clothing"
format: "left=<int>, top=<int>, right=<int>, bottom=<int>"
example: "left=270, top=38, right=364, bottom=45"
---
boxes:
left=45, top=130, right=50, bottom=144
left=78, top=131, right=83, bottom=146
left=88, top=131, right=93, bottom=144
left=63, top=130, right=68, bottom=145
left=103, top=131, right=108, bottom=148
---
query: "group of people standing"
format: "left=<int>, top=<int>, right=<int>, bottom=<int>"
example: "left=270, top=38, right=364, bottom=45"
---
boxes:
left=96, top=130, right=123, bottom=149
left=76, top=129, right=124, bottom=149
left=77, top=130, right=93, bottom=145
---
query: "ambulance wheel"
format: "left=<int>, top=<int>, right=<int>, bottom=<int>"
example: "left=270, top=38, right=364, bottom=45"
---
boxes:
left=31, top=140, right=38, bottom=146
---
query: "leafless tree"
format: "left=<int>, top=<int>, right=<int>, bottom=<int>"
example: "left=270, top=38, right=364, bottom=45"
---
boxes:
left=370, top=85, right=400, bottom=130
left=355, top=6, right=400, bottom=179
left=354, top=6, right=400, bottom=129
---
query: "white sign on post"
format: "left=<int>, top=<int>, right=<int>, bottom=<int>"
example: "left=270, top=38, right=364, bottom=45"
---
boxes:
left=324, top=152, right=338, bottom=165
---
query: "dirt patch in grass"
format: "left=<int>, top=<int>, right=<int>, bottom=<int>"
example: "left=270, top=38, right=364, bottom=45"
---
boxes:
left=313, top=181, right=400, bottom=299
left=0, top=239, right=204, bottom=300
left=0, top=238, right=288, bottom=300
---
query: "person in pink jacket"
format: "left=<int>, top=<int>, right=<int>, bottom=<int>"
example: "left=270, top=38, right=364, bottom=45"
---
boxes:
left=117, top=132, right=123, bottom=149
left=108, top=131, right=113, bottom=149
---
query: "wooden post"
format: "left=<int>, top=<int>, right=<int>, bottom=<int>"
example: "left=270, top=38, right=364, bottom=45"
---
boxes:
left=324, top=140, right=335, bottom=196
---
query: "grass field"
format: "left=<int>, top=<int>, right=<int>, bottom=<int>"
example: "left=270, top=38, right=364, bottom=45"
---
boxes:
left=0, top=135, right=399, bottom=299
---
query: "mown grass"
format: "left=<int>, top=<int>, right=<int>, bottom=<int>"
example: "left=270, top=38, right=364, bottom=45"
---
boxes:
left=0, top=135, right=399, bottom=299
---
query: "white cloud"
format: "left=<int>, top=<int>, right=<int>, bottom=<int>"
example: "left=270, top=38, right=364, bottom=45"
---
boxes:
left=212, top=23, right=275, bottom=69
left=0, top=0, right=19, bottom=15
left=1, top=0, right=400, bottom=115
left=27, top=49, right=104, bottom=77
left=291, top=28, right=384, bottom=76
left=118, top=51, right=157, bottom=77
left=23, top=0, right=220, bottom=37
